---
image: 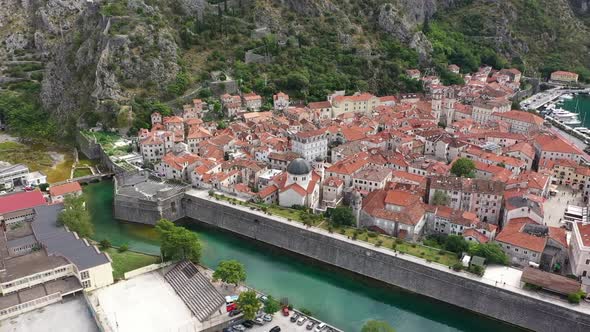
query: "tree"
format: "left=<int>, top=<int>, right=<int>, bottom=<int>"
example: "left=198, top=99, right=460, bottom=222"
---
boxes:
left=213, top=260, right=246, bottom=286
left=451, top=158, right=476, bottom=177
left=264, top=295, right=280, bottom=314
left=444, top=235, right=470, bottom=254
left=431, top=190, right=450, bottom=206
left=236, top=290, right=261, bottom=320
left=469, top=243, right=509, bottom=265
left=57, top=195, right=94, bottom=238
left=361, top=320, right=396, bottom=332
left=99, top=239, right=112, bottom=250
left=155, top=219, right=202, bottom=263
left=330, top=206, right=355, bottom=226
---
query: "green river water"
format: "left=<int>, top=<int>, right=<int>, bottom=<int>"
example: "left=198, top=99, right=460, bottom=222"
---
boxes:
left=558, top=93, right=590, bottom=127
left=84, top=181, right=523, bottom=332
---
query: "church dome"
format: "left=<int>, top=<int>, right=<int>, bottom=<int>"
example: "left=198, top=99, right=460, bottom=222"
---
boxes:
left=286, top=158, right=312, bottom=175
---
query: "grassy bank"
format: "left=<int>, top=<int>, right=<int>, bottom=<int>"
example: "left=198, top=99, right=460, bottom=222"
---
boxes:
left=212, top=193, right=459, bottom=267
left=0, top=141, right=74, bottom=183
left=104, top=248, right=161, bottom=279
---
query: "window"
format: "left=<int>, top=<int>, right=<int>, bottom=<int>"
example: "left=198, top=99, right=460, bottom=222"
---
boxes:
left=80, top=271, right=90, bottom=280
left=82, top=280, right=91, bottom=288
left=515, top=248, right=519, bottom=252
left=586, top=259, right=590, bottom=265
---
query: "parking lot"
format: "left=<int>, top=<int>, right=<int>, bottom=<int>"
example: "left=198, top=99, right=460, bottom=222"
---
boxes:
left=235, top=310, right=335, bottom=332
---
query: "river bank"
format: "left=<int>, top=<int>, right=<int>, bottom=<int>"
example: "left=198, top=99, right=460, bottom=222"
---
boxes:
left=84, top=181, right=524, bottom=332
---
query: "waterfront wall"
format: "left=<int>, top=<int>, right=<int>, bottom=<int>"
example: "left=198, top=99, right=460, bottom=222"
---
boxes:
left=184, top=195, right=590, bottom=332
left=76, top=132, right=127, bottom=174
left=112, top=176, right=186, bottom=225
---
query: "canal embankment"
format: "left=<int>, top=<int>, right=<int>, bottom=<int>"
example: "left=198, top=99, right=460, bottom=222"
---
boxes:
left=183, top=189, right=590, bottom=332
left=85, top=181, right=522, bottom=332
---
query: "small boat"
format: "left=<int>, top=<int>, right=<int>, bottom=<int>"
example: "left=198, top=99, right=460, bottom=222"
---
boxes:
left=561, top=94, right=574, bottom=100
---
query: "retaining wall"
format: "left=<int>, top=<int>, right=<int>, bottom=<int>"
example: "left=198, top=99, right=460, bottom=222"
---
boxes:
left=184, top=195, right=590, bottom=332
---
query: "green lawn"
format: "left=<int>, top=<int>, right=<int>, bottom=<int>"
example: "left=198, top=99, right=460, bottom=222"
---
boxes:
left=321, top=224, right=459, bottom=267
left=213, top=194, right=321, bottom=225
left=104, top=248, right=161, bottom=280
left=73, top=167, right=93, bottom=178
left=212, top=193, right=458, bottom=266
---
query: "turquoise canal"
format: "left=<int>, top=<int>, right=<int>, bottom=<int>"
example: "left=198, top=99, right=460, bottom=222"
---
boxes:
left=84, top=181, right=523, bottom=332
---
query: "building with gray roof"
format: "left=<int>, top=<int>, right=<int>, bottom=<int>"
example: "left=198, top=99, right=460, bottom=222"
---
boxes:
left=0, top=204, right=113, bottom=320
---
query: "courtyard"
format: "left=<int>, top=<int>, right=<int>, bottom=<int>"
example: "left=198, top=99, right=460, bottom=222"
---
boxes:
left=543, top=185, right=585, bottom=227
left=88, top=271, right=198, bottom=332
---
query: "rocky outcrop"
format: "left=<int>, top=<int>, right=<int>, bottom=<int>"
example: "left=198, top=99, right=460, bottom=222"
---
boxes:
left=39, top=1, right=181, bottom=122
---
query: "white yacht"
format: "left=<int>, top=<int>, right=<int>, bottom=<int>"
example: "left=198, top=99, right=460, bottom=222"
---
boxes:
left=574, top=127, right=590, bottom=134
left=560, top=94, right=574, bottom=100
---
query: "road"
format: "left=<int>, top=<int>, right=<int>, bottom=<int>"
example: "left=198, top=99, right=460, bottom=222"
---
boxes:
left=521, top=87, right=590, bottom=110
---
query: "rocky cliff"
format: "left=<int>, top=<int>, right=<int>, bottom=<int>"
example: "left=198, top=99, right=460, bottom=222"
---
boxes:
left=1, top=0, right=589, bottom=138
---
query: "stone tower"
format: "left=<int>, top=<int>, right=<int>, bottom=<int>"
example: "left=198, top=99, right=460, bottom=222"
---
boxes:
left=351, top=190, right=363, bottom=228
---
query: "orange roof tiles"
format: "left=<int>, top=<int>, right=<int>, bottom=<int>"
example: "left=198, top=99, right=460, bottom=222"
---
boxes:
left=49, top=182, right=82, bottom=197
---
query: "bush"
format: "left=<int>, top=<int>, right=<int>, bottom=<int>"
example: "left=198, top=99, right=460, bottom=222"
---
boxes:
left=118, top=244, right=129, bottom=252
left=367, top=231, right=377, bottom=238
left=524, top=283, right=542, bottom=291
left=452, top=263, right=464, bottom=271
left=99, top=239, right=112, bottom=250
left=395, top=238, right=403, bottom=245
left=468, top=264, right=484, bottom=276
left=567, top=290, right=587, bottom=304
left=39, top=183, right=49, bottom=192
left=391, top=243, right=397, bottom=250
left=375, top=240, right=383, bottom=247
left=299, top=308, right=313, bottom=316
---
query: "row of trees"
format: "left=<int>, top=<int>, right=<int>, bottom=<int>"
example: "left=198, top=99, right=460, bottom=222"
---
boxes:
left=425, top=234, right=508, bottom=265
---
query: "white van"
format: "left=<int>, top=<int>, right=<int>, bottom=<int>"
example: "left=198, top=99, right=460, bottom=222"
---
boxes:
left=314, top=323, right=326, bottom=332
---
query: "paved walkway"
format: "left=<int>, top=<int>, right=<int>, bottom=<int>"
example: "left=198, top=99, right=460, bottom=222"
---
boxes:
left=186, top=189, right=590, bottom=316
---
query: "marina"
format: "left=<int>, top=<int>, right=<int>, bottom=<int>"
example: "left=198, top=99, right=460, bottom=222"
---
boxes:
left=522, top=90, right=590, bottom=151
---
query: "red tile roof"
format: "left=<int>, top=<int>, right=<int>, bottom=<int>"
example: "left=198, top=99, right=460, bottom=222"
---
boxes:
left=0, top=191, right=46, bottom=214
left=49, top=182, right=82, bottom=197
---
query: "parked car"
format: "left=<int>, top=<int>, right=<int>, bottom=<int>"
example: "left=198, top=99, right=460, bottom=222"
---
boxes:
left=243, top=320, right=254, bottom=328
left=254, top=317, right=265, bottom=326
left=314, top=323, right=326, bottom=332
left=263, top=313, right=273, bottom=322
left=269, top=326, right=281, bottom=332
left=232, top=325, right=246, bottom=332
left=229, top=309, right=241, bottom=317
left=281, top=307, right=289, bottom=316
left=290, top=313, right=299, bottom=323
left=226, top=302, right=237, bottom=312
left=297, top=316, right=308, bottom=326
left=306, top=321, right=315, bottom=330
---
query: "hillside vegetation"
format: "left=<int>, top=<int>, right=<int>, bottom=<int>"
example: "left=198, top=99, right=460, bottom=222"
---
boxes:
left=0, top=0, right=589, bottom=141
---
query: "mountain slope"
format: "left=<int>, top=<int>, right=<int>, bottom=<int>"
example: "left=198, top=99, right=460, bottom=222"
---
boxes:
left=1, top=0, right=589, bottom=140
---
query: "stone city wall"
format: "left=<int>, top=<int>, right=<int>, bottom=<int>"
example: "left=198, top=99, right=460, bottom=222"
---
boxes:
left=183, top=195, right=590, bottom=332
